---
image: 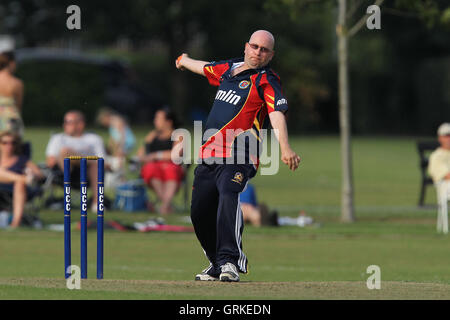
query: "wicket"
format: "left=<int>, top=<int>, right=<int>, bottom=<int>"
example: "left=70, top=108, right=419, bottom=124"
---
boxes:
left=64, top=156, right=104, bottom=279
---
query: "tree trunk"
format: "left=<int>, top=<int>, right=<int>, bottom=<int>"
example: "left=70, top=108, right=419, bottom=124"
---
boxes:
left=337, top=0, right=355, bottom=223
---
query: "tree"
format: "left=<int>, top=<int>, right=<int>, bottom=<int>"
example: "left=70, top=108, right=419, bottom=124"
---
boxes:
left=265, top=0, right=449, bottom=223
left=337, top=0, right=449, bottom=222
left=265, top=0, right=385, bottom=223
left=336, top=0, right=385, bottom=222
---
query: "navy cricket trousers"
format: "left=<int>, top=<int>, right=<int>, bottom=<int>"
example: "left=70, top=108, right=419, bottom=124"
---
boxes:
left=191, top=163, right=256, bottom=274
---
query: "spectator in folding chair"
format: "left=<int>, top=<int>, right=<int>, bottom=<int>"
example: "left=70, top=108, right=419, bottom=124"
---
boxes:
left=428, top=123, right=450, bottom=184
left=96, top=107, right=136, bottom=171
left=428, top=123, right=450, bottom=233
left=45, top=110, right=107, bottom=210
left=136, top=107, right=184, bottom=215
left=0, top=131, right=44, bottom=228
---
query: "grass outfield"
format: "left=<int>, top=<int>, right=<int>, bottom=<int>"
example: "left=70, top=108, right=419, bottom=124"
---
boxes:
left=0, top=128, right=449, bottom=299
left=1, top=223, right=449, bottom=299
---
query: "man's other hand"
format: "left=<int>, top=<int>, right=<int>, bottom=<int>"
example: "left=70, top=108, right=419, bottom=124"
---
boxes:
left=281, top=148, right=301, bottom=171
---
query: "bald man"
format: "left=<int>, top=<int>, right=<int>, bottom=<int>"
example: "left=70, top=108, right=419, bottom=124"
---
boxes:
left=46, top=110, right=107, bottom=209
left=176, top=30, right=300, bottom=282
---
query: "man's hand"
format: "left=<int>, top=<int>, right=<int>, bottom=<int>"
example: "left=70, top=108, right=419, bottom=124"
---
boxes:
left=46, top=156, right=57, bottom=169
left=268, top=111, right=301, bottom=172
left=175, top=53, right=188, bottom=70
left=281, top=147, right=301, bottom=171
left=175, top=53, right=208, bottom=76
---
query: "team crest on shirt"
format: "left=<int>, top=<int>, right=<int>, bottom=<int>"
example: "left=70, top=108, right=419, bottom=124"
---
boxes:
left=238, top=80, right=250, bottom=89
left=232, top=172, right=244, bottom=184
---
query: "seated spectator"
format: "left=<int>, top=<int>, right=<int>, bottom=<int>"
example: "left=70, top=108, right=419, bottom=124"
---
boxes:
left=428, top=123, right=450, bottom=184
left=137, top=107, right=184, bottom=215
left=0, top=51, right=24, bottom=137
left=0, top=131, right=43, bottom=228
left=45, top=110, right=107, bottom=210
left=96, top=107, right=136, bottom=171
left=240, top=184, right=278, bottom=227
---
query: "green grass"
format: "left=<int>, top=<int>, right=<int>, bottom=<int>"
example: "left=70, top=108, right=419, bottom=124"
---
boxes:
left=0, top=128, right=448, bottom=299
left=1, top=223, right=449, bottom=299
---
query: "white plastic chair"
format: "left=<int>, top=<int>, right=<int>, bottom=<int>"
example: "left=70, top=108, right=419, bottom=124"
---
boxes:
left=436, top=180, right=450, bottom=234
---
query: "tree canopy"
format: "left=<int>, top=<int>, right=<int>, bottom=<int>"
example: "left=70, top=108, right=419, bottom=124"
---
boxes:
left=0, top=0, right=449, bottom=133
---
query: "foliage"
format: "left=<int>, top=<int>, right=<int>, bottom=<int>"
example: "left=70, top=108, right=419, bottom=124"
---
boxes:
left=17, top=60, right=104, bottom=125
left=0, top=0, right=449, bottom=133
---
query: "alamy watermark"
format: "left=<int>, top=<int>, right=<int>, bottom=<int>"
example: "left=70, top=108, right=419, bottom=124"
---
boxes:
left=66, top=5, right=81, bottom=30
left=366, top=265, right=381, bottom=289
left=170, top=121, right=281, bottom=175
left=67, top=4, right=380, bottom=31
left=366, top=5, right=381, bottom=30
left=66, top=265, right=81, bottom=290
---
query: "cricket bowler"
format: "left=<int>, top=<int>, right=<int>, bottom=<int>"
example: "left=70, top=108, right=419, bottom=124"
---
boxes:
left=175, top=30, right=300, bottom=282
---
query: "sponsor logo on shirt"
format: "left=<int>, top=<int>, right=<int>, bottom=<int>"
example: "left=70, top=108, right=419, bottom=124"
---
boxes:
left=215, top=90, right=242, bottom=105
left=276, top=98, right=287, bottom=106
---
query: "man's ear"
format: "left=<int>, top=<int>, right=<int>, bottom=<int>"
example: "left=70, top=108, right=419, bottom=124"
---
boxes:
left=267, top=50, right=275, bottom=64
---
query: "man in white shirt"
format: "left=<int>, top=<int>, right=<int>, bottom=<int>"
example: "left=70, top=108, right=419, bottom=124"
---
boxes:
left=428, top=123, right=450, bottom=183
left=46, top=110, right=106, bottom=205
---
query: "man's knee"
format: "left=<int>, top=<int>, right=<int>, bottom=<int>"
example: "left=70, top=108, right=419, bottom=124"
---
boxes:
left=219, top=190, right=240, bottom=205
left=191, top=189, right=217, bottom=222
left=218, top=179, right=247, bottom=196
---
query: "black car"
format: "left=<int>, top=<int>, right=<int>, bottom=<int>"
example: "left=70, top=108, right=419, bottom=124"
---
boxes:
left=15, top=47, right=163, bottom=125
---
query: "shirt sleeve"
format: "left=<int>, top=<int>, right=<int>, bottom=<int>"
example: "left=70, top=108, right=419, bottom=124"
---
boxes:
left=45, top=134, right=61, bottom=157
left=203, top=60, right=230, bottom=86
left=259, top=71, right=289, bottom=114
left=428, top=150, right=450, bottom=183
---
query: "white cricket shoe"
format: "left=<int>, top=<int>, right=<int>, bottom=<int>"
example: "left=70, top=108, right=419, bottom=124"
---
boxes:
left=219, top=262, right=240, bottom=282
left=195, top=265, right=219, bottom=281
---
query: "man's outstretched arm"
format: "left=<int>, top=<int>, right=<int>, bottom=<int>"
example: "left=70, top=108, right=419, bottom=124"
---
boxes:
left=269, top=111, right=301, bottom=171
left=175, top=53, right=209, bottom=76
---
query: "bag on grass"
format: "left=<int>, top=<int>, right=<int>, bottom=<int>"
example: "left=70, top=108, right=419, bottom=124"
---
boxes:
left=113, top=179, right=149, bottom=212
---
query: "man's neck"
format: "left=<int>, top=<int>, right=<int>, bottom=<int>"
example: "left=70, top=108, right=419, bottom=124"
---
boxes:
left=66, top=132, right=83, bottom=137
left=231, top=63, right=251, bottom=77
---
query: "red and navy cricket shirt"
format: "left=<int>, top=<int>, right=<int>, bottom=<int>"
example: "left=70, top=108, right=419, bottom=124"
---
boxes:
left=199, top=57, right=289, bottom=169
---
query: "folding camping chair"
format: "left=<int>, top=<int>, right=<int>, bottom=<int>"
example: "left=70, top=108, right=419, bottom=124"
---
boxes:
left=0, top=141, right=46, bottom=227
left=416, top=140, right=440, bottom=207
left=128, top=158, right=191, bottom=211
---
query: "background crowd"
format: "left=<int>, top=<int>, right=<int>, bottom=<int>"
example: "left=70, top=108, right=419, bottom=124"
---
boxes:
left=0, top=49, right=190, bottom=227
